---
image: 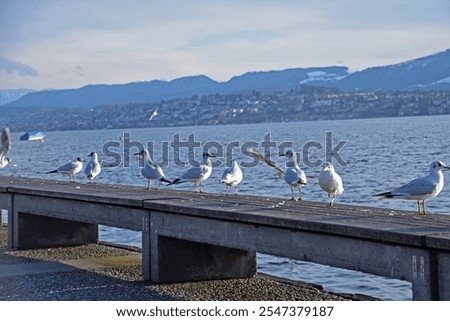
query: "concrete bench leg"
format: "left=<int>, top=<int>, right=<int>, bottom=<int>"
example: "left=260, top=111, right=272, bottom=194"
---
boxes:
left=13, top=212, right=98, bottom=249
left=151, top=235, right=256, bottom=283
left=438, top=253, right=450, bottom=300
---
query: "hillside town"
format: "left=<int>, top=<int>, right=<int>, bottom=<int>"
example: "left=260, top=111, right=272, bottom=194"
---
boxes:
left=1, top=87, right=450, bottom=132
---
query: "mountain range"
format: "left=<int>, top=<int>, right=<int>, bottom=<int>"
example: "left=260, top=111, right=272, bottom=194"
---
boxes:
left=2, top=49, right=450, bottom=108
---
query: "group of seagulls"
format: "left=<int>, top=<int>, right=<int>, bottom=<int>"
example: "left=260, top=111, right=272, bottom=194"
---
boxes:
left=45, top=152, right=102, bottom=183
left=249, top=147, right=343, bottom=206
left=1, top=127, right=449, bottom=214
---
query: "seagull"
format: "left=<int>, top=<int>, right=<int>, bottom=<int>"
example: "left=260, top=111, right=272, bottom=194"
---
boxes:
left=375, top=160, right=450, bottom=214
left=280, top=150, right=307, bottom=201
left=247, top=146, right=284, bottom=178
left=0, top=127, right=12, bottom=169
left=85, top=151, right=102, bottom=183
left=318, top=162, right=344, bottom=206
left=220, top=159, right=243, bottom=195
left=168, top=152, right=215, bottom=193
left=46, top=157, right=84, bottom=182
left=148, top=108, right=159, bottom=122
left=135, top=149, right=170, bottom=189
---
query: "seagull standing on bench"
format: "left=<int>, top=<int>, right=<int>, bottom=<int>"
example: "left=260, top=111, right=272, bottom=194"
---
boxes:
left=168, top=152, right=215, bottom=193
left=85, top=151, right=102, bottom=183
left=46, top=157, right=84, bottom=182
left=279, top=150, right=307, bottom=201
left=318, top=162, right=344, bottom=206
left=220, top=159, right=243, bottom=195
left=135, top=149, right=170, bottom=189
left=375, top=160, right=450, bottom=214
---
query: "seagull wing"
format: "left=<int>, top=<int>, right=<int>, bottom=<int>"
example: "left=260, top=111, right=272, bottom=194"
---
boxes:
left=392, top=176, right=438, bottom=197
left=57, top=160, right=78, bottom=172
left=247, top=147, right=284, bottom=175
left=0, top=128, right=11, bottom=159
left=84, top=161, right=93, bottom=176
left=180, top=166, right=202, bottom=181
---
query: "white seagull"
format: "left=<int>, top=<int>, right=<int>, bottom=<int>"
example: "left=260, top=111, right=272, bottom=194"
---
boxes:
left=135, top=149, right=170, bottom=189
left=375, top=160, right=450, bottom=214
left=85, top=151, right=102, bottom=183
left=148, top=108, right=159, bottom=122
left=46, top=157, right=84, bottom=182
left=220, top=159, right=243, bottom=195
left=168, top=152, right=215, bottom=193
left=0, top=127, right=12, bottom=169
left=280, top=150, right=307, bottom=201
left=318, top=162, right=344, bottom=206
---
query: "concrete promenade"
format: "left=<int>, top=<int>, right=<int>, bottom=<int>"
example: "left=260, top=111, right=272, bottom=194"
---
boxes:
left=0, top=226, right=371, bottom=301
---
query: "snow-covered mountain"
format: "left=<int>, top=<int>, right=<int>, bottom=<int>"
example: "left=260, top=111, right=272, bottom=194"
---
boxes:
left=2, top=49, right=450, bottom=108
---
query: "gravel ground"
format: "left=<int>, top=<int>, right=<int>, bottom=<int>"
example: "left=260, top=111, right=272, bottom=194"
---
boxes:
left=0, top=226, right=377, bottom=301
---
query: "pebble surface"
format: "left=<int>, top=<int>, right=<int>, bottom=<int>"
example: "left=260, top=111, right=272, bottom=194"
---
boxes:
left=0, top=226, right=376, bottom=301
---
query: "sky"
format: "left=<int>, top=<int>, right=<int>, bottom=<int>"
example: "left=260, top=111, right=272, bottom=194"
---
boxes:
left=1, top=0, right=450, bottom=90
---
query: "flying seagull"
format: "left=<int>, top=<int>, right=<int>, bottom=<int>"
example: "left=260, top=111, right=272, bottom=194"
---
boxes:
left=0, top=127, right=12, bottom=169
left=148, top=108, right=159, bottom=122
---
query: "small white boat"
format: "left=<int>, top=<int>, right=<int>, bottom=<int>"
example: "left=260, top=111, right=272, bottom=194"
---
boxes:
left=20, top=131, right=46, bottom=143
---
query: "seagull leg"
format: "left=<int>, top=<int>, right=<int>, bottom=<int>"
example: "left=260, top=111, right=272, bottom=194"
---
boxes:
left=330, top=194, right=337, bottom=206
left=297, top=186, right=303, bottom=202
left=422, top=201, right=427, bottom=215
left=199, top=182, right=204, bottom=193
left=147, top=179, right=151, bottom=190
left=225, top=185, right=229, bottom=196
left=290, top=186, right=295, bottom=201
left=417, top=201, right=421, bottom=214
left=193, top=182, right=197, bottom=193
left=234, top=185, right=238, bottom=195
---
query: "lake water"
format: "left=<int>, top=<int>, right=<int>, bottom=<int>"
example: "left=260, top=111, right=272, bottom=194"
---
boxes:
left=2, top=115, right=450, bottom=300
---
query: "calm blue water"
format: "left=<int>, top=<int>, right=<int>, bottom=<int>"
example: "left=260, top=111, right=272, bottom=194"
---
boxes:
left=3, top=115, right=450, bottom=300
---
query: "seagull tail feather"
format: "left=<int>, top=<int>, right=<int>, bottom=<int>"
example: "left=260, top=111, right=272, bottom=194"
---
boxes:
left=160, top=177, right=171, bottom=184
left=167, top=178, right=181, bottom=185
left=374, top=191, right=393, bottom=198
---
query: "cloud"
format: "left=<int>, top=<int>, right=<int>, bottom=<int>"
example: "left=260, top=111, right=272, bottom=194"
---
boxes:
left=0, top=56, right=39, bottom=77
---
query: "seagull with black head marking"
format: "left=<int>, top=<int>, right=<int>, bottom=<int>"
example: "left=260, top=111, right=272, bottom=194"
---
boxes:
left=135, top=149, right=170, bottom=189
left=279, top=150, right=307, bottom=201
left=46, top=157, right=84, bottom=182
left=85, top=151, right=102, bottom=183
left=168, top=152, right=215, bottom=193
left=375, top=160, right=450, bottom=214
